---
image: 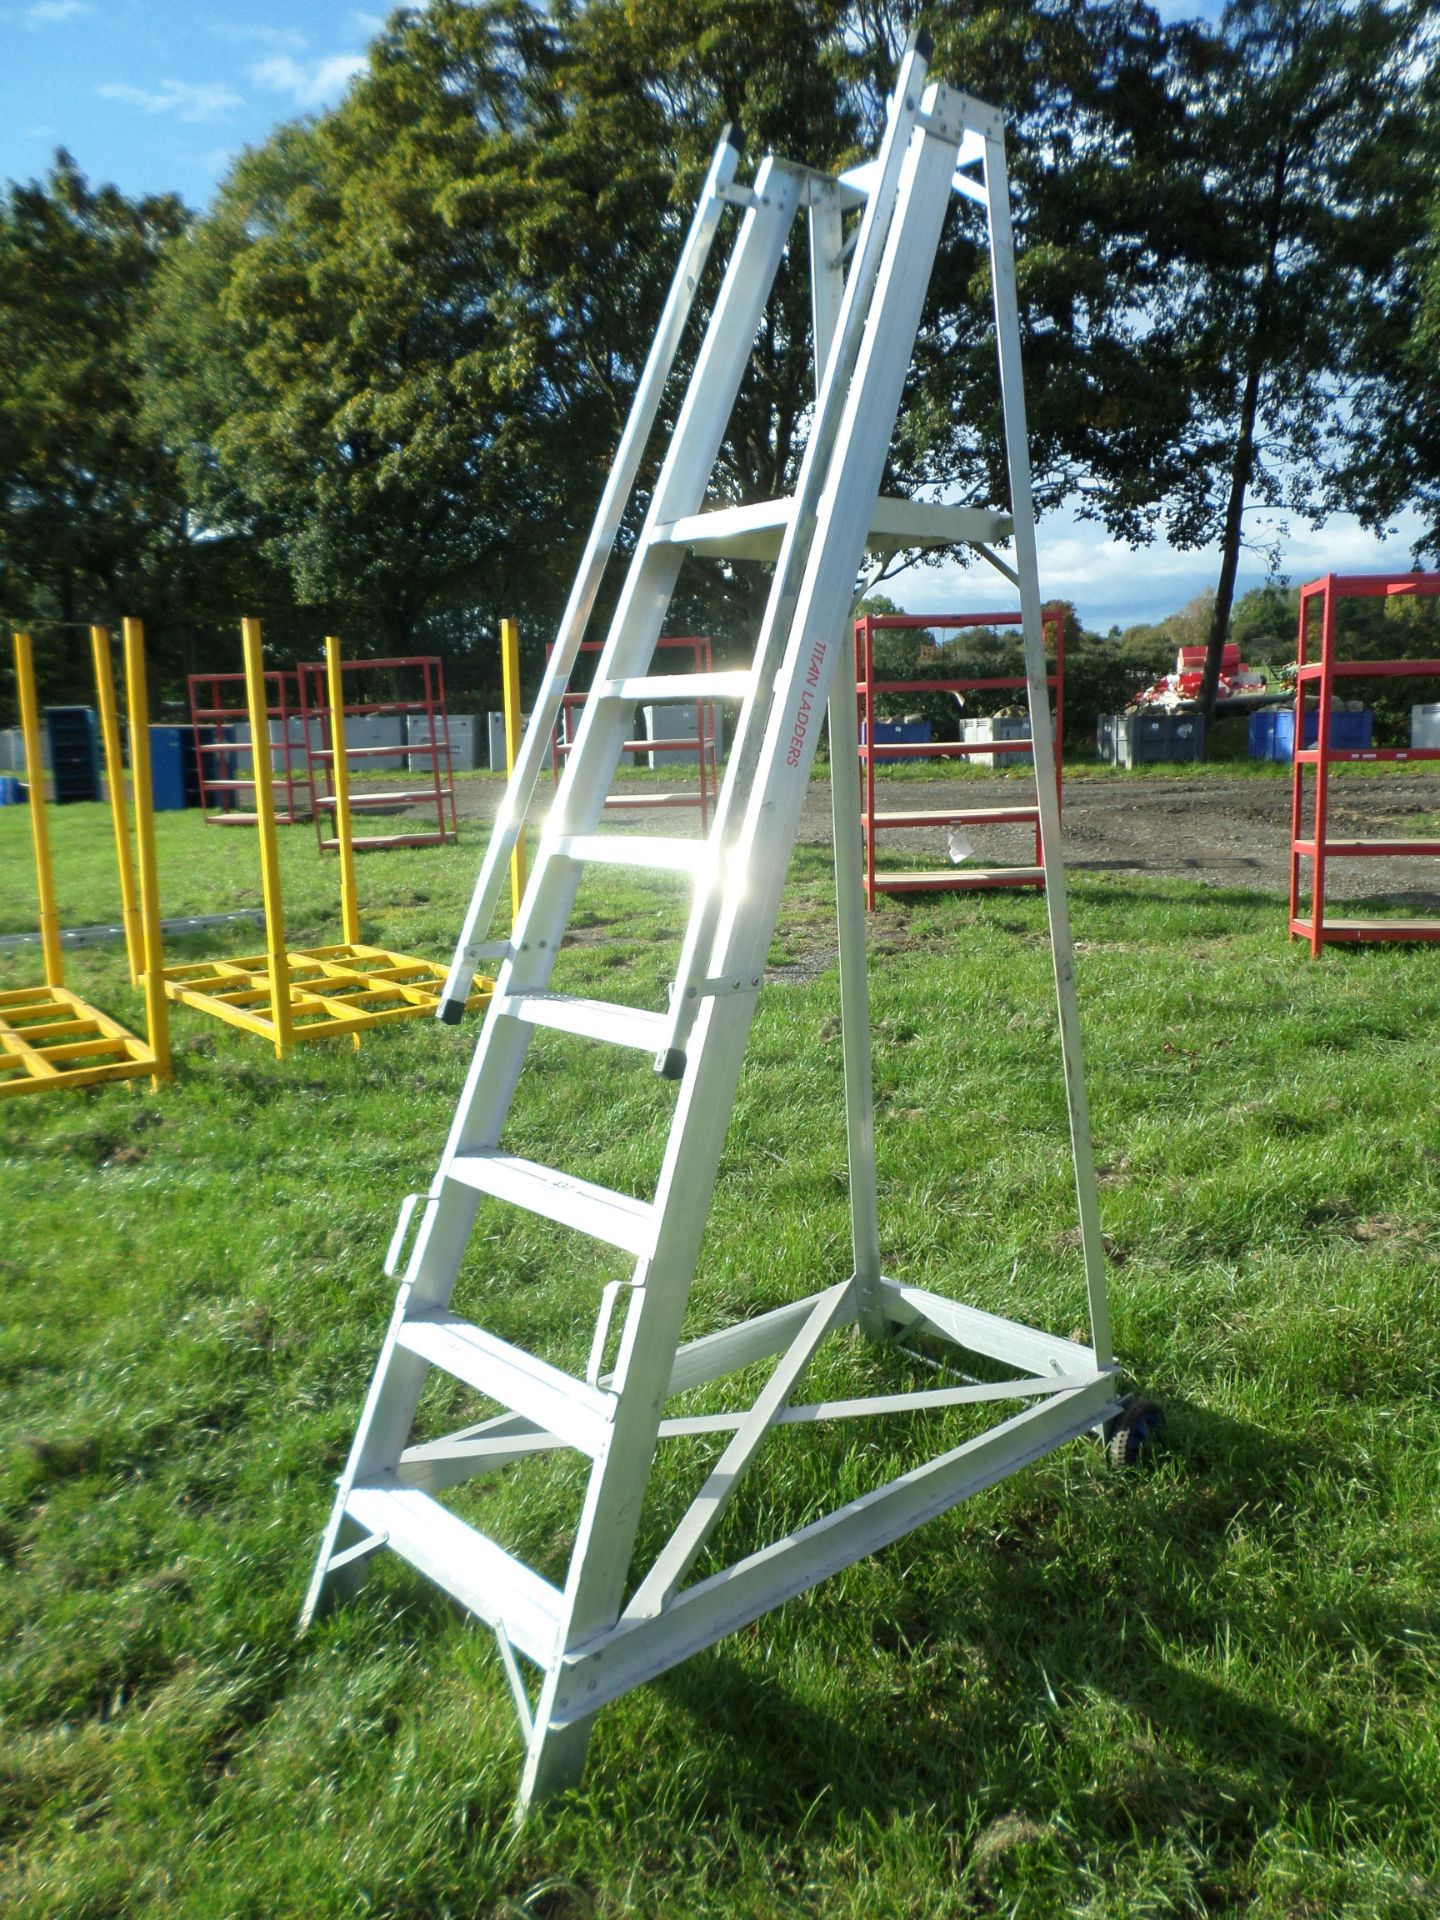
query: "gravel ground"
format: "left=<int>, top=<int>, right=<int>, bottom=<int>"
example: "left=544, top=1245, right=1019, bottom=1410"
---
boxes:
left=396, top=767, right=1440, bottom=909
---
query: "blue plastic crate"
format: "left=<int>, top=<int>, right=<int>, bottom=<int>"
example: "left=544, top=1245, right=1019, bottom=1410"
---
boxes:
left=1259, top=709, right=1374, bottom=762
left=862, top=719, right=932, bottom=761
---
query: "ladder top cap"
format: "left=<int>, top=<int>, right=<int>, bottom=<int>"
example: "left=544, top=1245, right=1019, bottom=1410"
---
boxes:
left=912, top=26, right=934, bottom=61
left=723, top=122, right=745, bottom=156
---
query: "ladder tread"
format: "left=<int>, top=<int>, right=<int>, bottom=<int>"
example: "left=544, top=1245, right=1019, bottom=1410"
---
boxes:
left=596, top=670, right=754, bottom=702
left=654, top=494, right=1012, bottom=562
left=446, top=1148, right=657, bottom=1257
left=553, top=833, right=709, bottom=874
left=397, top=1308, right=615, bottom=1456
left=496, top=990, right=670, bottom=1054
left=346, top=1476, right=561, bottom=1666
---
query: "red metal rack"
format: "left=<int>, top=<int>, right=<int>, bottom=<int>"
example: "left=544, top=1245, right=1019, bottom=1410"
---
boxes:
left=297, top=654, right=458, bottom=852
left=1288, top=571, right=1440, bottom=952
left=854, top=609, right=1064, bottom=906
left=187, top=669, right=313, bottom=826
left=550, top=635, right=721, bottom=829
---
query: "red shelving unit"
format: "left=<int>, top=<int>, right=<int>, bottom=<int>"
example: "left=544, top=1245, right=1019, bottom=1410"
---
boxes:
left=1288, top=571, right=1440, bottom=952
left=297, top=654, right=458, bottom=852
left=854, top=608, right=1064, bottom=907
left=549, top=635, right=720, bottom=829
left=187, top=670, right=312, bottom=826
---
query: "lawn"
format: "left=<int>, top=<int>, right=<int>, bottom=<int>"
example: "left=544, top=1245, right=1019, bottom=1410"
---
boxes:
left=2, top=797, right=1439, bottom=1918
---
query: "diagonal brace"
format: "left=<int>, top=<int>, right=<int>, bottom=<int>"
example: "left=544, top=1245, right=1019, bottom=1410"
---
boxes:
left=623, top=1279, right=854, bottom=1621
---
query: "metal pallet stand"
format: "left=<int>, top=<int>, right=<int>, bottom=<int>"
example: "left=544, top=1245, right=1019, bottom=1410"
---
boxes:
left=306, top=41, right=1141, bottom=1819
left=856, top=607, right=1064, bottom=904
left=1288, top=571, right=1440, bottom=952
left=550, top=634, right=722, bottom=830
left=1, top=626, right=168, bottom=1100
left=298, top=654, right=458, bottom=852
left=142, top=628, right=490, bottom=1058
left=188, top=668, right=313, bottom=826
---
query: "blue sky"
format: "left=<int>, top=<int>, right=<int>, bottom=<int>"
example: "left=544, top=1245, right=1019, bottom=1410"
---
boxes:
left=1, top=1, right=379, bottom=208
left=1, top=0, right=1426, bottom=633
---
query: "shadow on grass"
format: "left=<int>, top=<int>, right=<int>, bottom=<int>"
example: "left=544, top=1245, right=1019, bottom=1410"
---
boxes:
left=637, top=1397, right=1428, bottom=1867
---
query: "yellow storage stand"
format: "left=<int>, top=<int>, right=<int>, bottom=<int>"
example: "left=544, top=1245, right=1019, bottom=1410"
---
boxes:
left=139, top=622, right=493, bottom=1060
left=0, top=626, right=169, bottom=1099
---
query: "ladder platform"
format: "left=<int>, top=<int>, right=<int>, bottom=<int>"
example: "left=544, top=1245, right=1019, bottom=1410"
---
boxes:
left=553, top=833, right=708, bottom=873
left=345, top=1477, right=562, bottom=1666
left=497, top=990, right=671, bottom=1054
left=446, top=1148, right=658, bottom=1257
left=655, top=495, right=1012, bottom=562
left=596, top=670, right=754, bottom=703
left=397, top=1309, right=616, bottom=1456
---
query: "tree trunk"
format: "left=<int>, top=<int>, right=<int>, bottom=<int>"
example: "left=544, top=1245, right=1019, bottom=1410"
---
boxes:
left=1198, top=357, right=1262, bottom=724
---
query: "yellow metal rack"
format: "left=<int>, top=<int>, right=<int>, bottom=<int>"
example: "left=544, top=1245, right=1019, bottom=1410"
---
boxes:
left=137, top=623, right=492, bottom=1059
left=1, top=625, right=169, bottom=1100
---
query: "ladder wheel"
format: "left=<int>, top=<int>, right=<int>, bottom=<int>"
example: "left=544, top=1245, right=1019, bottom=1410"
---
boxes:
left=1103, top=1395, right=1164, bottom=1470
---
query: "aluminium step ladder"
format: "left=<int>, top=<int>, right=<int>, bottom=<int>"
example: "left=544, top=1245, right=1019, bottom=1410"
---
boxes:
left=304, top=35, right=1124, bottom=1818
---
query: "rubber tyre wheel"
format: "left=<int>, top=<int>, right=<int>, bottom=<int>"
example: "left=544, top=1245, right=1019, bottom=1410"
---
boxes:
left=1104, top=1395, right=1164, bottom=1469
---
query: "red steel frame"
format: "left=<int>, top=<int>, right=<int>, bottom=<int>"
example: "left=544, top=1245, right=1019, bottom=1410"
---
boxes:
left=854, top=608, right=1064, bottom=906
left=550, top=634, right=720, bottom=830
left=298, top=654, right=459, bottom=852
left=188, top=669, right=312, bottom=826
left=1288, top=571, right=1440, bottom=952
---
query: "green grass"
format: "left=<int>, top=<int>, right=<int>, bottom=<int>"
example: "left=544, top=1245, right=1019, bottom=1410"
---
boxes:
left=3, top=803, right=1439, bottom=1918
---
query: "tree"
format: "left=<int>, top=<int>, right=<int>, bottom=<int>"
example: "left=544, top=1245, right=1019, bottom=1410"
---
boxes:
left=1144, top=0, right=1436, bottom=720
left=1347, top=150, right=1440, bottom=565
left=0, top=154, right=189, bottom=709
left=145, top=2, right=579, bottom=663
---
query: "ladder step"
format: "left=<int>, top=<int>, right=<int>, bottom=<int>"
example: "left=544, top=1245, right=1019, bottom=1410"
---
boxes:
left=595, top=670, right=755, bottom=703
left=447, top=1149, right=658, bottom=1257
left=397, top=1308, right=616, bottom=1456
left=553, top=833, right=710, bottom=874
left=497, top=991, right=670, bottom=1054
left=653, top=495, right=1012, bottom=563
left=346, top=1475, right=562, bottom=1666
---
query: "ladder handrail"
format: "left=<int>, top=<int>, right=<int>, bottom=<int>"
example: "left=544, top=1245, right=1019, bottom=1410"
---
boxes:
left=437, top=128, right=744, bottom=1019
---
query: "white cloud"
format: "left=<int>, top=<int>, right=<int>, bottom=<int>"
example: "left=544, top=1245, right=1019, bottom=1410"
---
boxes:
left=20, top=0, right=91, bottom=23
left=210, top=23, right=308, bottom=53
left=889, top=504, right=1431, bottom=633
left=249, top=51, right=367, bottom=108
left=95, top=79, right=243, bottom=124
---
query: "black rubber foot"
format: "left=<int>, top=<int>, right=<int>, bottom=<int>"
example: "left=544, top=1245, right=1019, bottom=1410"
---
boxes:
left=437, top=998, right=465, bottom=1026
left=1103, top=1395, right=1165, bottom=1470
left=657, top=1048, right=687, bottom=1082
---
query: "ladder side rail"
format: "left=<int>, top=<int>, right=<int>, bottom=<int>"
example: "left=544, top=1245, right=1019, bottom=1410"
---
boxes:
left=658, top=41, right=936, bottom=1072
left=707, top=96, right=963, bottom=987
left=437, top=130, right=744, bottom=1019
left=810, top=190, right=884, bottom=1335
left=429, top=162, right=805, bottom=1177
left=981, top=128, right=1112, bottom=1369
left=521, top=156, right=803, bottom=858
left=516, top=77, right=960, bottom=1810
